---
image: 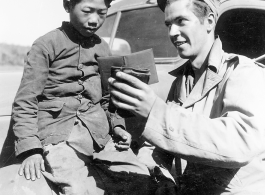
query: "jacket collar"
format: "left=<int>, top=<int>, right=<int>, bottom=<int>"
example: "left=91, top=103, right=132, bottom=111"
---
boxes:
left=170, top=38, right=225, bottom=107
left=61, top=22, right=101, bottom=47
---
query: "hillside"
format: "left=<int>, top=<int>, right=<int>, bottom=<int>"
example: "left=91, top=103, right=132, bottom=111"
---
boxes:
left=0, top=43, right=30, bottom=66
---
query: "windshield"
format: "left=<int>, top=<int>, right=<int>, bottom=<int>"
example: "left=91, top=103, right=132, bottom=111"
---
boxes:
left=96, top=14, right=116, bottom=38
left=115, top=7, right=178, bottom=58
left=97, top=6, right=178, bottom=58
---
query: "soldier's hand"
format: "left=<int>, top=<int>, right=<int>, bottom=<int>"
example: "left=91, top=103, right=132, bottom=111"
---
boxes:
left=18, top=154, right=45, bottom=181
left=108, top=72, right=157, bottom=118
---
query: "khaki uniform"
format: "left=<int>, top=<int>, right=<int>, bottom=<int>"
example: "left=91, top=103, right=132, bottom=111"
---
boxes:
left=138, top=38, right=265, bottom=194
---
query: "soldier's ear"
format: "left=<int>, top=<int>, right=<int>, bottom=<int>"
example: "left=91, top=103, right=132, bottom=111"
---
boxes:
left=206, top=12, right=215, bottom=32
left=63, top=0, right=71, bottom=13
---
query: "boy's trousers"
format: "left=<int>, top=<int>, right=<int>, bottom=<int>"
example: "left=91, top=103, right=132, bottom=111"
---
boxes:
left=42, top=118, right=152, bottom=195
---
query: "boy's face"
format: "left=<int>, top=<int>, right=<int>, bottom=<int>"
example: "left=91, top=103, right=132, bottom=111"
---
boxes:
left=66, top=0, right=109, bottom=37
left=165, top=0, right=209, bottom=60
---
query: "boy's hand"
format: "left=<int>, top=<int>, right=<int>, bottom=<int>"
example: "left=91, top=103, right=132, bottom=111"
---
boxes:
left=18, top=154, right=45, bottom=181
left=113, top=127, right=132, bottom=150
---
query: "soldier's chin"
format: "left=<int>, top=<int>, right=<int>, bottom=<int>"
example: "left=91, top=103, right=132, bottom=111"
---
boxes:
left=178, top=51, right=190, bottom=59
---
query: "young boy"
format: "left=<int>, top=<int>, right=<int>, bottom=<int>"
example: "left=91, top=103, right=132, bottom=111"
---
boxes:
left=12, top=0, right=150, bottom=194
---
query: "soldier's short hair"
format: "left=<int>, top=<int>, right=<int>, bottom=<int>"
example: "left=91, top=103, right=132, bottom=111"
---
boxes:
left=158, top=0, right=219, bottom=23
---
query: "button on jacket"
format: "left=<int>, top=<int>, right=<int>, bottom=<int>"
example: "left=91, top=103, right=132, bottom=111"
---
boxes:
left=138, top=38, right=265, bottom=194
left=12, top=22, right=124, bottom=156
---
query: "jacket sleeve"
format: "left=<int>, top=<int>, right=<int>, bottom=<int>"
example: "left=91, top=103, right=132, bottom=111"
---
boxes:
left=142, top=60, right=265, bottom=169
left=137, top=141, right=176, bottom=182
left=99, top=40, right=126, bottom=131
left=100, top=94, right=126, bottom=131
left=12, top=40, right=50, bottom=157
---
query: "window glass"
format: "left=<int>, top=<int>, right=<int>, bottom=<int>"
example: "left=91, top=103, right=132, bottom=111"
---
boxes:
left=216, top=9, right=265, bottom=61
left=115, top=7, right=178, bottom=58
left=96, top=14, right=116, bottom=38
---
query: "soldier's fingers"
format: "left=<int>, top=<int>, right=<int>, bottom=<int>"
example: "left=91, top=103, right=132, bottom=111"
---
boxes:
left=115, top=72, right=146, bottom=90
left=109, top=80, right=140, bottom=100
left=111, top=96, right=135, bottom=111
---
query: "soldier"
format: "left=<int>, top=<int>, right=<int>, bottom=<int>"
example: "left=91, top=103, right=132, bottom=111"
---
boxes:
left=109, top=0, right=265, bottom=194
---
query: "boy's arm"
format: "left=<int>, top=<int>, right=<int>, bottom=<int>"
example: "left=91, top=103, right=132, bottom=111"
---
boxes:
left=100, top=94, right=126, bottom=131
left=98, top=38, right=129, bottom=149
left=99, top=39, right=126, bottom=131
left=101, top=94, right=130, bottom=150
left=12, top=39, right=50, bottom=157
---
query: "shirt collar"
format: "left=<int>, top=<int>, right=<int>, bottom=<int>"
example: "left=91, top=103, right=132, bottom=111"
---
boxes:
left=61, top=22, right=101, bottom=46
left=208, top=37, right=224, bottom=73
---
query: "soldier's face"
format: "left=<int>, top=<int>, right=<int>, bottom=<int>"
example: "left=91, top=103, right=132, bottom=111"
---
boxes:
left=165, top=0, right=209, bottom=60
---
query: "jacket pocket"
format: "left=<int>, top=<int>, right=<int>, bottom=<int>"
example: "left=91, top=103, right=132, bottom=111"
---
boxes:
left=37, top=100, right=66, bottom=137
left=38, top=100, right=65, bottom=112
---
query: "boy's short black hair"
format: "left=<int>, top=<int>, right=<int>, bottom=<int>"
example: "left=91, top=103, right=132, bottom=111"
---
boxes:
left=67, top=0, right=113, bottom=7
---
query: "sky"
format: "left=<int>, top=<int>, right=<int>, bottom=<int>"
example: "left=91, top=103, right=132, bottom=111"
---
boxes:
left=0, top=0, right=122, bottom=47
left=0, top=0, right=69, bottom=46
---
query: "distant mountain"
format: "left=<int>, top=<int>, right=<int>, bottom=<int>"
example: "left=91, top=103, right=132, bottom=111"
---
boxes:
left=0, top=43, right=30, bottom=66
